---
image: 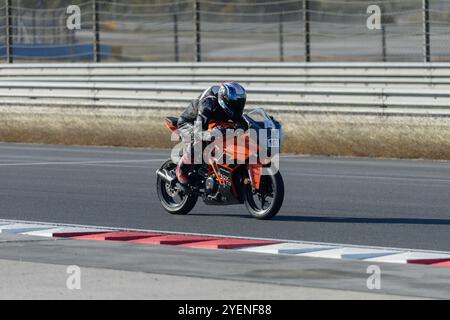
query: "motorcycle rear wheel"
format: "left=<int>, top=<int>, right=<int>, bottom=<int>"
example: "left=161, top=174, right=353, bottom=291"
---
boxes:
left=156, top=160, right=198, bottom=215
left=245, top=171, right=284, bottom=220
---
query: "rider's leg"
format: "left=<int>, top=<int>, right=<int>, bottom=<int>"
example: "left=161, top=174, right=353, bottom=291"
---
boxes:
left=176, top=149, right=192, bottom=185
left=176, top=123, right=194, bottom=184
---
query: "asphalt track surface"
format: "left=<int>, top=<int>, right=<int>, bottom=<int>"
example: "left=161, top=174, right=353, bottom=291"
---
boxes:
left=0, top=143, right=449, bottom=251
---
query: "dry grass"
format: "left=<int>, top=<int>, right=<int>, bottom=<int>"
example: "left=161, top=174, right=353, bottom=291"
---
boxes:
left=279, top=113, right=450, bottom=160
left=1, top=106, right=450, bottom=160
left=0, top=106, right=174, bottom=149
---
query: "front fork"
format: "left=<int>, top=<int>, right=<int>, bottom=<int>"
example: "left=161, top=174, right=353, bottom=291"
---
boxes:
left=248, top=163, right=263, bottom=191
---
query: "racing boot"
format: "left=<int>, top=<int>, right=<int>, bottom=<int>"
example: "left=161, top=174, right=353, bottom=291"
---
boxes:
left=176, top=155, right=191, bottom=185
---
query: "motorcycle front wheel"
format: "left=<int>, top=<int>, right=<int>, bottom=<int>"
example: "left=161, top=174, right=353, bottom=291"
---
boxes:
left=156, top=160, right=198, bottom=215
left=245, top=170, right=284, bottom=220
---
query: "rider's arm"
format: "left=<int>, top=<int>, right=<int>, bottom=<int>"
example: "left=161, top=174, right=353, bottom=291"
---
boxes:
left=178, top=99, right=198, bottom=129
left=233, top=114, right=248, bottom=130
left=196, top=96, right=216, bottom=130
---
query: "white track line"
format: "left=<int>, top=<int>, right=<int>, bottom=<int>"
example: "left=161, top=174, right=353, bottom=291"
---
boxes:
left=0, top=159, right=167, bottom=167
left=0, top=144, right=169, bottom=155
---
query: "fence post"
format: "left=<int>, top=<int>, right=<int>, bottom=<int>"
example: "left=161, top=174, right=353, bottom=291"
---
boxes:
left=381, top=25, right=387, bottom=62
left=303, top=0, right=311, bottom=62
left=422, top=0, right=431, bottom=62
left=193, top=0, right=201, bottom=62
left=5, top=0, right=13, bottom=63
left=53, top=11, right=58, bottom=44
left=93, top=0, right=101, bottom=62
left=32, top=10, right=37, bottom=44
left=173, top=4, right=180, bottom=62
left=279, top=13, right=284, bottom=62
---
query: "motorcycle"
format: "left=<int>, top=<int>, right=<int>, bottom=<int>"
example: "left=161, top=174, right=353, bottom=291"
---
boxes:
left=156, top=108, right=284, bottom=220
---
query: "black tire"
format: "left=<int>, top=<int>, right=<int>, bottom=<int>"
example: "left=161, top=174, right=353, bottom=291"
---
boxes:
left=156, top=160, right=198, bottom=215
left=245, top=170, right=284, bottom=220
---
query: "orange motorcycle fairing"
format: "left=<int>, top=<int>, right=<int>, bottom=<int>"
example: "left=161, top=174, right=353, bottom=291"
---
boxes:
left=248, top=163, right=263, bottom=190
left=164, top=118, right=267, bottom=192
left=207, top=121, right=236, bottom=130
left=208, top=121, right=264, bottom=191
left=164, top=117, right=180, bottom=139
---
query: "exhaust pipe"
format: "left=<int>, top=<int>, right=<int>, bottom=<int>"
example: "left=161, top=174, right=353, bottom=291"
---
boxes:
left=156, top=169, right=190, bottom=193
left=156, top=168, right=190, bottom=194
left=156, top=169, right=175, bottom=184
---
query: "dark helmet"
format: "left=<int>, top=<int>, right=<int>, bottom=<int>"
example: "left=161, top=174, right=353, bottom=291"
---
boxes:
left=218, top=82, right=247, bottom=120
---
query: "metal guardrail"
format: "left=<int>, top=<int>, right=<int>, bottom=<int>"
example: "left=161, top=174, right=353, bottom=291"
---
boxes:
left=1, top=63, right=450, bottom=85
left=1, top=63, right=450, bottom=117
left=2, top=62, right=450, bottom=71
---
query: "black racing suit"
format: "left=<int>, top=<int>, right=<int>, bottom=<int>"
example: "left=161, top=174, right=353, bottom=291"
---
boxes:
left=176, top=86, right=242, bottom=184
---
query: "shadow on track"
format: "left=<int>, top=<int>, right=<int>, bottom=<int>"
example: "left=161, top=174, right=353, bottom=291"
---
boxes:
left=188, top=213, right=450, bottom=226
left=271, top=215, right=450, bottom=226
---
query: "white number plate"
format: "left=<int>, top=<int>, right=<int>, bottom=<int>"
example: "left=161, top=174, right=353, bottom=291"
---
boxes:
left=267, top=139, right=279, bottom=148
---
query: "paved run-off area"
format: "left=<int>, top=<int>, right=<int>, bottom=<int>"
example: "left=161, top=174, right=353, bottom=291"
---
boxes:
left=0, top=256, right=419, bottom=300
